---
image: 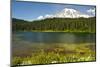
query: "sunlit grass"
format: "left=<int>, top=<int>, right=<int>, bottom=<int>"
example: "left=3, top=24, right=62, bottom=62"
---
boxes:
left=12, top=43, right=96, bottom=66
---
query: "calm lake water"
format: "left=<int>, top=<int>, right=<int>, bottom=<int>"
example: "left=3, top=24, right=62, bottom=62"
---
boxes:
left=12, top=32, right=95, bottom=44
left=12, top=32, right=96, bottom=57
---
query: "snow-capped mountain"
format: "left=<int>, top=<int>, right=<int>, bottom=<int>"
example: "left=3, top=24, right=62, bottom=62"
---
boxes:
left=37, top=8, right=92, bottom=20
left=54, top=8, right=90, bottom=18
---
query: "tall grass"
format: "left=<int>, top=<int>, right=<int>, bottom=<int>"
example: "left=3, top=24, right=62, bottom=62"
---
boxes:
left=12, top=43, right=96, bottom=66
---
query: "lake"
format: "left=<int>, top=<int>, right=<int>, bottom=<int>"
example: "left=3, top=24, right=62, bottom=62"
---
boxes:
left=12, top=32, right=96, bottom=57
left=12, top=32, right=95, bottom=43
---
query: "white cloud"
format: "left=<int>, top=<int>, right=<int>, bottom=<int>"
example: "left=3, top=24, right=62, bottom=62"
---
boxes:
left=37, top=14, right=53, bottom=20
left=44, top=14, right=53, bottom=18
left=37, top=16, right=44, bottom=20
left=87, top=8, right=95, bottom=16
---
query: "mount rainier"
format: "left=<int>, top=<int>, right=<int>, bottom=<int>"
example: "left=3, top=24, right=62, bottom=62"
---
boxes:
left=37, top=8, right=93, bottom=20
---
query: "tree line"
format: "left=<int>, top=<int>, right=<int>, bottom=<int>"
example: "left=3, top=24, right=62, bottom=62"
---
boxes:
left=12, top=17, right=96, bottom=33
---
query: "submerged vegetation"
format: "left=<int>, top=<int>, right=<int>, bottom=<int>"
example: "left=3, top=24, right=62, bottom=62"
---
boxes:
left=12, top=43, right=96, bottom=66
left=12, top=17, right=96, bottom=33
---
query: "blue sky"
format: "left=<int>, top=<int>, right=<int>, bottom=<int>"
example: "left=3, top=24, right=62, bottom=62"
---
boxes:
left=12, top=0, right=96, bottom=21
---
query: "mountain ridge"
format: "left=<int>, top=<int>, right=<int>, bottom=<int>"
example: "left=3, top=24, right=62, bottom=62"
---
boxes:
left=37, top=8, right=93, bottom=20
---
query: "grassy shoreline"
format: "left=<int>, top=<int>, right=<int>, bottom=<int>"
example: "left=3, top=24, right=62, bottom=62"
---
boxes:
left=13, top=30, right=96, bottom=33
left=12, top=43, right=96, bottom=66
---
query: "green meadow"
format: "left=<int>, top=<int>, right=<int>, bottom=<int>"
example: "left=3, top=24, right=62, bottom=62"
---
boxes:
left=12, top=43, right=95, bottom=66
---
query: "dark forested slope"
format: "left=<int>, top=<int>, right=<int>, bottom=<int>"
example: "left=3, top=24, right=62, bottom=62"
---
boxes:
left=12, top=17, right=96, bottom=33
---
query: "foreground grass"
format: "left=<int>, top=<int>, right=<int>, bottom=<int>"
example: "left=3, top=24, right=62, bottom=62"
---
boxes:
left=12, top=43, right=96, bottom=66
